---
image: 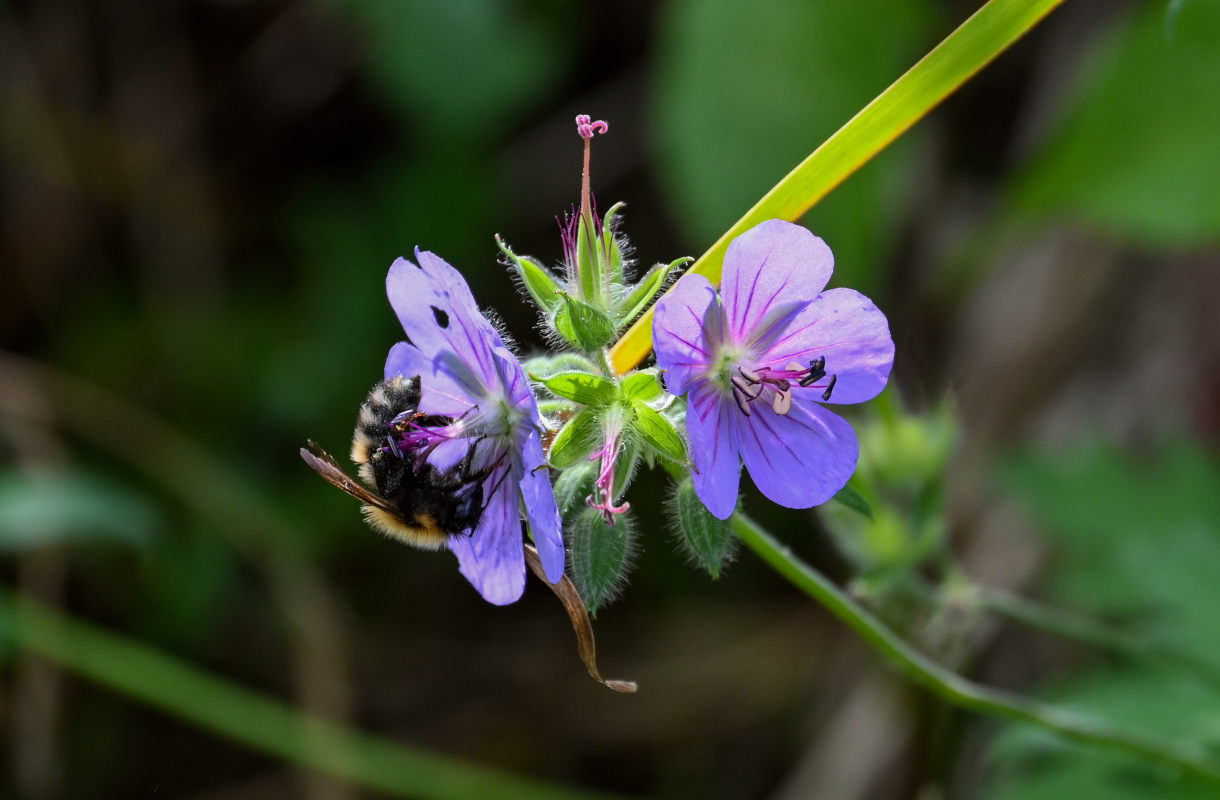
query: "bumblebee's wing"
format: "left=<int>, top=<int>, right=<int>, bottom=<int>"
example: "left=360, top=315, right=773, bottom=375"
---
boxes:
left=300, top=442, right=398, bottom=513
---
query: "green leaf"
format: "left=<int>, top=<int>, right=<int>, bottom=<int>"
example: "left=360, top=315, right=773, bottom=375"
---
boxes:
left=614, top=257, right=690, bottom=328
left=497, top=235, right=561, bottom=314
left=620, top=371, right=664, bottom=403
left=536, top=371, right=617, bottom=407
left=1012, top=1, right=1220, bottom=247
left=610, top=0, right=1067, bottom=374
left=632, top=404, right=688, bottom=465
left=548, top=409, right=600, bottom=469
left=832, top=482, right=873, bottom=520
left=0, top=469, right=160, bottom=551
left=668, top=477, right=736, bottom=579
left=569, top=507, right=637, bottom=615
left=554, top=294, right=617, bottom=352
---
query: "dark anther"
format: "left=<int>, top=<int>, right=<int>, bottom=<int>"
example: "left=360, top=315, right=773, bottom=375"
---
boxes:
left=798, top=356, right=826, bottom=387
left=431, top=306, right=450, bottom=328
left=732, top=384, right=753, bottom=416
left=386, top=434, right=403, bottom=459
left=821, top=374, right=838, bottom=401
left=731, top=375, right=762, bottom=400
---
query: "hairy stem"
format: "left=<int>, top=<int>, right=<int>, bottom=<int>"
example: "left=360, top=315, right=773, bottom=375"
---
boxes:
left=731, top=514, right=1220, bottom=783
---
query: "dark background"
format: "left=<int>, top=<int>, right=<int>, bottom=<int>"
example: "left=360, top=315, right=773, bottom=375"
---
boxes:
left=2, top=1, right=1219, bottom=798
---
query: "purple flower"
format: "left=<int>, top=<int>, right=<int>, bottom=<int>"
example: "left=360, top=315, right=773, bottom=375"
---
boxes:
left=383, top=248, right=564, bottom=604
left=652, top=220, right=894, bottom=520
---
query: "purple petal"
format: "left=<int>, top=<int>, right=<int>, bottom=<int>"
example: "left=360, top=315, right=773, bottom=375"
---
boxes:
left=721, top=220, right=833, bottom=344
left=385, top=341, right=475, bottom=416
left=386, top=251, right=501, bottom=390
left=518, top=427, right=565, bottom=583
left=761, top=288, right=894, bottom=405
left=449, top=462, right=525, bottom=605
left=686, top=382, right=741, bottom=520
left=652, top=273, right=721, bottom=395
left=733, top=400, right=858, bottom=509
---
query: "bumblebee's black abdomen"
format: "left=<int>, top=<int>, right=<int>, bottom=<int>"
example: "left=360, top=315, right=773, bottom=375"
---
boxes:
left=349, top=375, right=488, bottom=543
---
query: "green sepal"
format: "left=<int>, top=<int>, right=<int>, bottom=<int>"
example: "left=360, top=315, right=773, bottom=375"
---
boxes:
left=631, top=403, right=688, bottom=465
left=668, top=477, right=736, bottom=579
left=552, top=461, right=597, bottom=518
left=601, top=202, right=627, bottom=284
left=522, top=352, right=600, bottom=378
left=575, top=213, right=604, bottom=305
left=554, top=293, right=617, bottom=351
left=570, top=507, right=637, bottom=615
left=610, top=439, right=640, bottom=498
left=620, top=370, right=664, bottom=404
left=549, top=408, right=600, bottom=468
left=535, top=371, right=617, bottom=407
left=497, top=235, right=561, bottom=315
left=615, top=256, right=691, bottom=328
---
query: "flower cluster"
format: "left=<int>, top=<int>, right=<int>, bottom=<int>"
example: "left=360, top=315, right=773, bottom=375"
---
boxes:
left=307, top=115, right=893, bottom=618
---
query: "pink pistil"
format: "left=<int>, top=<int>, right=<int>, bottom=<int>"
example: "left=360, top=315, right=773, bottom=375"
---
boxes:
left=586, top=429, right=630, bottom=525
left=575, top=114, right=609, bottom=139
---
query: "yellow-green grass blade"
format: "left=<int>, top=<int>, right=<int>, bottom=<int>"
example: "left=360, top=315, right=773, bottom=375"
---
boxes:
left=609, top=0, right=1066, bottom=375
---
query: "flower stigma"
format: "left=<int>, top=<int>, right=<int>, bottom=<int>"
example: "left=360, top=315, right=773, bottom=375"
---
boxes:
left=586, top=412, right=630, bottom=525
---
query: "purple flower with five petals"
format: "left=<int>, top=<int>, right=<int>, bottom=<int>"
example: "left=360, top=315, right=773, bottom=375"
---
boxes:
left=384, top=249, right=564, bottom=604
left=652, top=220, right=894, bottom=520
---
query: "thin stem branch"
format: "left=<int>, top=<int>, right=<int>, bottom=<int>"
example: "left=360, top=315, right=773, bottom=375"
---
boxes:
left=731, top=514, right=1220, bottom=783
left=974, top=585, right=1220, bottom=687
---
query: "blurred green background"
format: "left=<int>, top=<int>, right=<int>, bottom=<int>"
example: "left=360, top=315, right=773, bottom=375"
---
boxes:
left=2, top=0, right=1218, bottom=798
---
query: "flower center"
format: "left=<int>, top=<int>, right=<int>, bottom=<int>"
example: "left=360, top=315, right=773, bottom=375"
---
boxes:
left=382, top=408, right=475, bottom=470
left=729, top=356, right=838, bottom=417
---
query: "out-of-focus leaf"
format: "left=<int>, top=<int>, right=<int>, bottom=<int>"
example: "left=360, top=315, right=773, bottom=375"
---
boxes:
left=653, top=0, right=936, bottom=295
left=989, top=440, right=1220, bottom=797
left=1012, top=1, right=1220, bottom=246
left=613, top=0, right=1067, bottom=374
left=988, top=667, right=1220, bottom=800
left=318, top=0, right=569, bottom=138
left=0, top=469, right=159, bottom=551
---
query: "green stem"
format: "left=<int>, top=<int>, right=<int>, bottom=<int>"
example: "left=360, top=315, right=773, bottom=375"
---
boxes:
left=731, top=514, right=1220, bottom=783
left=975, top=585, right=1220, bottom=687
left=0, top=587, right=626, bottom=800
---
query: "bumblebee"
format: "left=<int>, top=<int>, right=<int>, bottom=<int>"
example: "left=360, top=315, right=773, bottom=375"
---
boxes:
left=300, top=375, right=491, bottom=549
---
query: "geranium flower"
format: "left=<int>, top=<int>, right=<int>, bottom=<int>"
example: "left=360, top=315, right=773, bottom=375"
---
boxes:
left=383, top=249, right=564, bottom=604
left=652, top=219, right=894, bottom=519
